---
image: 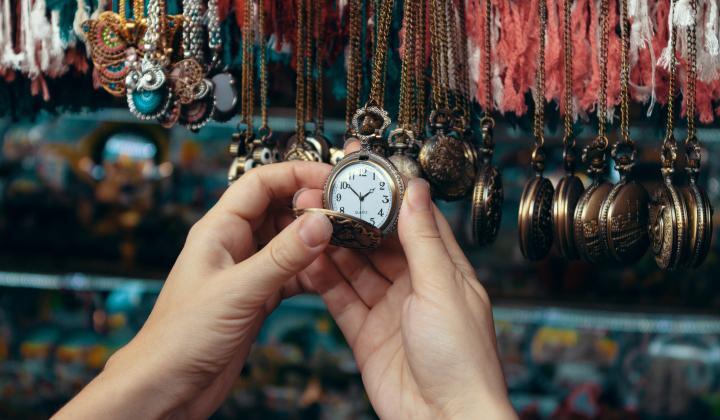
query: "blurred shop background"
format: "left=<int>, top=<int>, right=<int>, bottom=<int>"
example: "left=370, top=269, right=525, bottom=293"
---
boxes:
left=0, top=105, right=719, bottom=420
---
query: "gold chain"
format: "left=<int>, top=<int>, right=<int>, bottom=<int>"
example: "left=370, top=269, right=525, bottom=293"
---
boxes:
left=295, top=0, right=306, bottom=144
left=562, top=0, right=574, bottom=157
left=685, top=0, right=701, bottom=171
left=242, top=0, right=255, bottom=142
left=661, top=1, right=677, bottom=174
left=398, top=0, right=417, bottom=130
left=596, top=0, right=609, bottom=142
left=259, top=0, right=269, bottom=133
left=413, top=0, right=426, bottom=134
left=133, top=0, right=143, bottom=21
left=482, top=0, right=492, bottom=117
left=368, top=0, right=394, bottom=107
left=346, top=0, right=362, bottom=131
left=451, top=0, right=471, bottom=122
left=314, top=0, right=324, bottom=133
left=532, top=0, right=547, bottom=149
left=618, top=0, right=631, bottom=145
left=304, top=0, right=312, bottom=131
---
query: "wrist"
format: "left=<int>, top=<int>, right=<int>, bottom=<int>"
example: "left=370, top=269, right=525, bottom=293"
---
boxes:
left=439, top=396, right=516, bottom=420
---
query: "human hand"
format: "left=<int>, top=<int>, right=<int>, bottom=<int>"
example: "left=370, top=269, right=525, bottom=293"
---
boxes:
left=297, top=178, right=516, bottom=420
left=55, top=162, right=335, bottom=420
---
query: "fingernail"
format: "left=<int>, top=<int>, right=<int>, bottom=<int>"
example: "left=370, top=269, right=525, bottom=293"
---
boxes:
left=298, top=212, right=333, bottom=247
left=407, top=178, right=431, bottom=211
left=292, top=188, right=309, bottom=208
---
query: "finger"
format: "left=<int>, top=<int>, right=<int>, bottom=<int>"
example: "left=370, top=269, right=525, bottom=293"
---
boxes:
left=224, top=212, right=333, bottom=304
left=432, top=206, right=475, bottom=277
left=344, top=139, right=361, bottom=154
left=397, top=178, right=457, bottom=297
left=212, top=162, right=332, bottom=229
left=294, top=188, right=324, bottom=209
left=364, top=235, right=409, bottom=280
left=301, top=254, right=369, bottom=347
left=325, top=247, right=391, bottom=307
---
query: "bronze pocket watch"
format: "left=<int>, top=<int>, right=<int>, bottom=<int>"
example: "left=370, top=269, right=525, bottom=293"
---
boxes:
left=518, top=0, right=554, bottom=260
left=472, top=119, right=503, bottom=246
left=573, top=141, right=612, bottom=263
left=595, top=0, right=649, bottom=265
left=296, top=106, right=405, bottom=249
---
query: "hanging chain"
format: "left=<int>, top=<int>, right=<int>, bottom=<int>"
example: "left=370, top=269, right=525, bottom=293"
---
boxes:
left=685, top=0, right=701, bottom=173
left=242, top=0, right=255, bottom=142
left=531, top=0, right=547, bottom=173
left=618, top=0, right=631, bottom=145
left=367, top=0, right=394, bottom=107
left=208, top=0, right=222, bottom=66
left=295, top=0, right=306, bottom=144
left=346, top=0, right=362, bottom=131
left=661, top=1, right=677, bottom=176
left=451, top=0, right=471, bottom=124
left=437, top=0, right=452, bottom=109
left=303, top=0, right=313, bottom=131
left=429, top=0, right=441, bottom=108
left=133, top=0, right=143, bottom=21
left=182, top=0, right=203, bottom=60
left=413, top=0, right=426, bottom=134
left=258, top=0, right=270, bottom=137
left=596, top=0, right=609, bottom=142
left=397, top=0, right=417, bottom=130
left=613, top=0, right=637, bottom=174
left=482, top=0, right=492, bottom=120
left=562, top=0, right=576, bottom=171
left=314, top=0, right=324, bottom=133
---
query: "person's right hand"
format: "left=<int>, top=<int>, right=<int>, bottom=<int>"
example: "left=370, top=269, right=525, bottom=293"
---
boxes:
left=297, top=178, right=516, bottom=419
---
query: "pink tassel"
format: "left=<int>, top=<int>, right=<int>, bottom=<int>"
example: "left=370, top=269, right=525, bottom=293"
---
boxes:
left=545, top=0, right=563, bottom=105
left=571, top=0, right=591, bottom=118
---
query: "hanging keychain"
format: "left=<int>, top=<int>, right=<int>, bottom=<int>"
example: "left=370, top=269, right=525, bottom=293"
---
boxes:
left=552, top=0, right=583, bottom=259
left=418, top=0, right=476, bottom=201
left=679, top=0, right=713, bottom=268
left=387, top=0, right=422, bottom=181
left=303, top=0, right=332, bottom=162
left=518, top=0, right=554, bottom=261
left=295, top=0, right=405, bottom=249
left=597, top=0, right=649, bottom=264
left=471, top=0, right=503, bottom=247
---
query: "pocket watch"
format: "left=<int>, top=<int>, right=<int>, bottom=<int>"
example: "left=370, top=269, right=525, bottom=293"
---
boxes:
left=297, top=106, right=404, bottom=249
left=553, top=164, right=584, bottom=260
left=387, top=128, right=422, bottom=182
left=680, top=172, right=713, bottom=268
left=472, top=119, right=503, bottom=247
left=211, top=71, right=239, bottom=122
left=518, top=172, right=554, bottom=261
left=649, top=162, right=687, bottom=271
left=573, top=142, right=613, bottom=263
left=418, top=109, right=475, bottom=201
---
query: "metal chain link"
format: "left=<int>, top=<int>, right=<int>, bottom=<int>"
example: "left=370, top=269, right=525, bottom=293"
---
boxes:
left=685, top=0, right=701, bottom=172
left=618, top=0, right=631, bottom=145
left=661, top=2, right=677, bottom=175
left=451, top=0, right=471, bottom=123
left=259, top=0, right=269, bottom=133
left=397, top=0, right=417, bottom=130
left=242, top=0, right=255, bottom=142
left=295, top=0, right=306, bottom=143
left=314, top=0, right=324, bottom=133
left=562, top=0, right=576, bottom=171
left=532, top=0, right=547, bottom=162
left=413, top=0, right=426, bottom=134
left=482, top=0, right=492, bottom=117
left=596, top=0, right=609, bottom=142
left=345, top=0, right=362, bottom=131
left=368, top=0, right=394, bottom=107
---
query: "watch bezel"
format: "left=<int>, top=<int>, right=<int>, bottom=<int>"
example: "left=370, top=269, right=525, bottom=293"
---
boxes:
left=322, top=150, right=404, bottom=235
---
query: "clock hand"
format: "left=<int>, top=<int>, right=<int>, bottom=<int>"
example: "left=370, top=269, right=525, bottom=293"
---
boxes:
left=348, top=185, right=362, bottom=200
left=360, top=188, right=375, bottom=201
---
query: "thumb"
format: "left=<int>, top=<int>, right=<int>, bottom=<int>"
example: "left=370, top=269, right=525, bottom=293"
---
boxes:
left=225, top=212, right=333, bottom=303
left=398, top=178, right=457, bottom=297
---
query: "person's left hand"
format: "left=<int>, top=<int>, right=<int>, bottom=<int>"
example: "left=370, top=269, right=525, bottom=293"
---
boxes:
left=55, top=162, right=334, bottom=420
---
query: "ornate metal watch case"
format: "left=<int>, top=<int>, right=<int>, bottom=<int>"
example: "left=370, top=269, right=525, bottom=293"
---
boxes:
left=552, top=174, right=584, bottom=259
left=518, top=176, right=554, bottom=260
left=649, top=178, right=688, bottom=270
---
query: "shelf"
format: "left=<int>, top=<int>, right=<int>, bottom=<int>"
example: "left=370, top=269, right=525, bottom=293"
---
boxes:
left=0, top=271, right=163, bottom=293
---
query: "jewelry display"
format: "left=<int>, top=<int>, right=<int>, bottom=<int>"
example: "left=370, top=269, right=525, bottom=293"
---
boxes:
left=471, top=0, right=503, bottom=247
left=551, top=0, right=583, bottom=259
left=208, top=0, right=240, bottom=122
left=597, top=0, right=649, bottom=265
left=518, top=0, right=554, bottom=261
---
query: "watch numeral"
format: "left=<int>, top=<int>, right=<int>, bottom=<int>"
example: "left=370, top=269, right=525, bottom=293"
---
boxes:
left=378, top=208, right=384, bottom=217
left=382, top=195, right=389, bottom=203
left=379, top=182, right=386, bottom=190
left=370, top=217, right=376, bottom=225
left=360, top=168, right=368, bottom=177
left=340, top=181, right=349, bottom=189
left=372, top=172, right=376, bottom=180
left=336, top=193, right=342, bottom=201
left=339, top=206, right=345, bottom=212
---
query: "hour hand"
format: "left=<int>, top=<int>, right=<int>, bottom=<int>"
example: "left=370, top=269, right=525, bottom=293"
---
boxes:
left=360, top=188, right=375, bottom=200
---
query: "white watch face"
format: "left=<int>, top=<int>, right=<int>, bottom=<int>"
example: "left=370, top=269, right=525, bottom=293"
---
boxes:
left=329, top=161, right=395, bottom=229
